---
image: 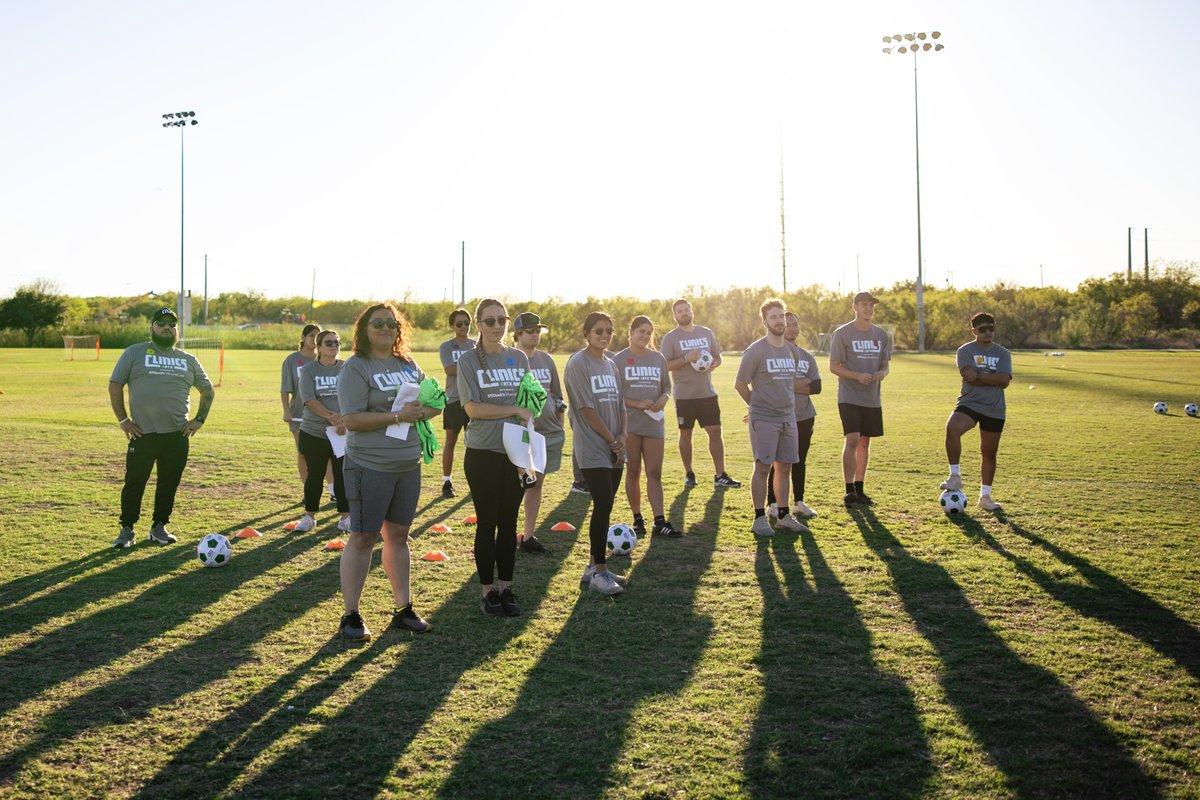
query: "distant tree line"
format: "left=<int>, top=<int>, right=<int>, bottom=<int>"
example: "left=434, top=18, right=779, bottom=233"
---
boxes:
left=3, top=263, right=1198, bottom=351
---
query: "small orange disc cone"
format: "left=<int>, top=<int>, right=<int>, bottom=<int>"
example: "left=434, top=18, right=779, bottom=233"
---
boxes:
left=323, top=538, right=346, bottom=551
left=428, top=522, right=453, bottom=534
left=463, top=514, right=478, bottom=524
left=550, top=521, right=576, bottom=532
left=420, top=550, right=448, bottom=561
left=283, top=521, right=298, bottom=531
left=236, top=527, right=262, bottom=538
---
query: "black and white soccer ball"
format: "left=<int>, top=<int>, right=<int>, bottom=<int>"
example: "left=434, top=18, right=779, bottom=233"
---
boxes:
left=939, top=490, right=967, bottom=515
left=1185, top=403, right=1198, bottom=418
left=1153, top=402, right=1168, bottom=415
left=197, top=534, right=232, bottom=568
left=691, top=350, right=714, bottom=372
left=606, top=523, right=637, bottom=556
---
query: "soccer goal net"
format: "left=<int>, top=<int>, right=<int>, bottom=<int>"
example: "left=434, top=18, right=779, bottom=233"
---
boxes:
left=63, top=334, right=100, bottom=361
left=179, top=337, right=225, bottom=387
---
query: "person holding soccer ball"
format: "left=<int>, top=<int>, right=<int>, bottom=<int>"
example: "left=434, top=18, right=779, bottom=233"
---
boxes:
left=939, top=312, right=1012, bottom=511
left=109, top=307, right=215, bottom=548
left=335, top=303, right=439, bottom=640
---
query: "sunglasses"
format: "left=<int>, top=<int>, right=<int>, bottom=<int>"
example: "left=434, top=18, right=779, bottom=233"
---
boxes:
left=452, top=320, right=470, bottom=328
left=368, top=319, right=399, bottom=330
left=975, top=325, right=995, bottom=333
left=154, top=320, right=178, bottom=328
left=480, top=316, right=508, bottom=328
left=322, top=339, right=341, bottom=347
left=591, top=327, right=614, bottom=336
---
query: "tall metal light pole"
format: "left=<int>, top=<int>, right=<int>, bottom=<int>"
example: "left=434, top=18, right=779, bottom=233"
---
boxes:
left=161, top=111, right=199, bottom=338
left=883, top=31, right=943, bottom=353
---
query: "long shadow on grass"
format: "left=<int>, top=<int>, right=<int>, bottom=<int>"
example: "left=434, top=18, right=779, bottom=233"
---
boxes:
left=745, top=531, right=931, bottom=799
left=959, top=514, right=1200, bottom=682
left=851, top=508, right=1162, bottom=798
left=433, top=490, right=725, bottom=798
left=0, top=550, right=111, bottom=612
left=0, top=557, right=341, bottom=784
left=189, top=494, right=584, bottom=798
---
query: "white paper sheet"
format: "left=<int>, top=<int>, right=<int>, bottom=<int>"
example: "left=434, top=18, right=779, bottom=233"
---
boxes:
left=325, top=426, right=347, bottom=458
left=385, top=382, right=421, bottom=440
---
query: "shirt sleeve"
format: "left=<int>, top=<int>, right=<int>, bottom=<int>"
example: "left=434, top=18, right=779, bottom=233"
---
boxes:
left=456, top=351, right=480, bottom=404
left=337, top=359, right=370, bottom=415
left=280, top=355, right=295, bottom=394
left=299, top=363, right=317, bottom=404
left=956, top=347, right=971, bottom=371
left=564, top=357, right=597, bottom=410
left=439, top=341, right=454, bottom=369
left=830, top=329, right=848, bottom=363
left=110, top=347, right=134, bottom=385
left=659, top=353, right=671, bottom=396
left=999, top=349, right=1013, bottom=376
left=735, top=344, right=757, bottom=385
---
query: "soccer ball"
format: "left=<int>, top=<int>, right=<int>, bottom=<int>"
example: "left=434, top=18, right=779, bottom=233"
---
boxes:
left=939, top=490, right=967, bottom=515
left=1185, top=403, right=1198, bottom=417
left=1153, top=402, right=1168, bottom=415
left=197, top=534, right=232, bottom=568
left=606, top=523, right=637, bottom=556
left=690, top=349, right=714, bottom=372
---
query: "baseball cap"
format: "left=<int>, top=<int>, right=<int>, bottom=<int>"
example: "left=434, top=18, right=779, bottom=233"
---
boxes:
left=152, top=307, right=179, bottom=323
left=513, top=312, right=549, bottom=333
left=853, top=292, right=880, bottom=305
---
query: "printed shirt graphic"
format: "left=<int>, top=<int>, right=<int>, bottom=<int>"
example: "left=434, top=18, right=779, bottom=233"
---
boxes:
left=830, top=321, right=891, bottom=408
left=788, top=343, right=821, bottom=421
left=660, top=325, right=720, bottom=400
left=614, top=347, right=671, bottom=438
left=298, top=359, right=344, bottom=438
left=110, top=341, right=212, bottom=433
left=456, top=345, right=531, bottom=453
left=527, top=349, right=565, bottom=437
left=564, top=350, right=626, bottom=468
left=736, top=337, right=797, bottom=422
left=956, top=341, right=1012, bottom=419
left=338, top=354, right=425, bottom=471
left=439, top=337, right=473, bottom=403
left=281, top=351, right=310, bottom=421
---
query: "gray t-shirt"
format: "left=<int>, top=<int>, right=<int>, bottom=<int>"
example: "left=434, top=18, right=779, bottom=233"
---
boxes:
left=337, top=354, right=425, bottom=472
left=660, top=325, right=721, bottom=400
left=830, top=322, right=891, bottom=408
left=736, top=337, right=797, bottom=422
left=526, top=349, right=565, bottom=437
left=111, top=341, right=212, bottom=434
left=956, top=341, right=1012, bottom=419
left=456, top=345, right=530, bottom=454
left=788, top=343, right=821, bottom=422
left=298, top=359, right=344, bottom=438
left=439, top=337, right=473, bottom=403
left=281, top=351, right=312, bottom=422
left=565, top=350, right=626, bottom=468
left=614, top=347, right=670, bottom=438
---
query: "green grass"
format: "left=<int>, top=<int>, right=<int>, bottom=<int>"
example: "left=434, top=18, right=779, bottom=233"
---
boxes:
left=0, top=347, right=1197, bottom=799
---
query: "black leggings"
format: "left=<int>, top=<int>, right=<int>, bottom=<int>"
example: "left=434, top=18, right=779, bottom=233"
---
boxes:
left=767, top=417, right=815, bottom=505
left=465, top=448, right=523, bottom=585
left=297, top=430, right=347, bottom=514
left=582, top=466, right=623, bottom=565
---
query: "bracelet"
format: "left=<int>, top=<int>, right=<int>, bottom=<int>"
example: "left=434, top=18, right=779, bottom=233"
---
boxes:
left=394, top=411, right=401, bottom=424
left=118, top=418, right=129, bottom=425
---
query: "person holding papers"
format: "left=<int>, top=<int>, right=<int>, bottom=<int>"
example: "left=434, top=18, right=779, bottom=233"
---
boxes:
left=295, top=329, right=351, bottom=535
left=335, top=303, right=439, bottom=641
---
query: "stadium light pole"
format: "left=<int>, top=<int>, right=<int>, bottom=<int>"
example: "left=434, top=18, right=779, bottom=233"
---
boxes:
left=161, top=111, right=199, bottom=338
left=882, top=31, right=943, bottom=353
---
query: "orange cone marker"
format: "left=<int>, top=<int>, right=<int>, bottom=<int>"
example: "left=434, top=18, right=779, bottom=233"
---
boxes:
left=463, top=514, right=478, bottom=524
left=428, top=522, right=453, bottom=534
left=420, top=550, right=448, bottom=561
left=550, top=521, right=576, bottom=532
left=323, top=538, right=346, bottom=551
left=283, top=521, right=298, bottom=531
left=236, top=527, right=262, bottom=539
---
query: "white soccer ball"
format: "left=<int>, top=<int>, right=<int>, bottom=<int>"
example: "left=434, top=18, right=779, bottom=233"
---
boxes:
left=1153, top=402, right=1168, bottom=415
left=939, top=489, right=967, bottom=515
left=606, top=523, right=637, bottom=556
left=1185, top=403, right=1198, bottom=418
left=690, top=350, right=714, bottom=372
left=197, top=534, right=232, bottom=568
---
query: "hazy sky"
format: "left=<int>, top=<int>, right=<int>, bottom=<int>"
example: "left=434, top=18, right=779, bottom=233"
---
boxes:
left=3, top=1, right=1198, bottom=304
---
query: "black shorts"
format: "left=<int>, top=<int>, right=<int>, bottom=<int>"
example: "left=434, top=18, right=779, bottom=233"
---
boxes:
left=838, top=403, right=884, bottom=437
left=443, top=400, right=468, bottom=432
left=676, top=395, right=721, bottom=430
left=954, top=404, right=1005, bottom=433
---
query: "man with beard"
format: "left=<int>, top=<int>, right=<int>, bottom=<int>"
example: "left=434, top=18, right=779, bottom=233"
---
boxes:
left=109, top=307, right=215, bottom=548
left=767, top=311, right=821, bottom=520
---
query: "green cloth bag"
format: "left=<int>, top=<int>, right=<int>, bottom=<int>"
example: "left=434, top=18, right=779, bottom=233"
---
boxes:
left=415, top=377, right=447, bottom=464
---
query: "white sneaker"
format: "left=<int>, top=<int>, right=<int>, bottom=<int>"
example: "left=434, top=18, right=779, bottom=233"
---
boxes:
left=751, top=516, right=775, bottom=537
left=589, top=569, right=624, bottom=595
left=580, top=565, right=627, bottom=589
left=766, top=503, right=779, bottom=521
left=774, top=513, right=809, bottom=533
left=294, top=515, right=316, bottom=532
left=792, top=501, right=818, bottom=518
left=977, top=494, right=1002, bottom=511
left=336, top=515, right=352, bottom=532
left=939, top=474, right=963, bottom=491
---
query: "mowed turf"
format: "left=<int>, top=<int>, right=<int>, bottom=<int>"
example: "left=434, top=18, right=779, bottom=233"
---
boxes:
left=0, top=346, right=1197, bottom=799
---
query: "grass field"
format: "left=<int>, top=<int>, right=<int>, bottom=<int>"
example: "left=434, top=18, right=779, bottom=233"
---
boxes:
left=0, top=346, right=1197, bottom=799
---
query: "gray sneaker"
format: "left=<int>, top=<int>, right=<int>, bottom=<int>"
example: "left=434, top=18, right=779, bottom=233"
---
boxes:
left=580, top=565, right=628, bottom=589
left=774, top=513, right=810, bottom=533
left=113, top=526, right=135, bottom=549
left=751, top=516, right=775, bottom=537
left=589, top=569, right=624, bottom=595
left=148, top=524, right=177, bottom=545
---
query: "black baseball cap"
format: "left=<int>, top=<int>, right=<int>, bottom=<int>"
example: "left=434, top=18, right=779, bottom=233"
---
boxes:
left=152, top=307, right=179, bottom=323
left=513, top=312, right=549, bottom=333
left=853, top=292, right=880, bottom=305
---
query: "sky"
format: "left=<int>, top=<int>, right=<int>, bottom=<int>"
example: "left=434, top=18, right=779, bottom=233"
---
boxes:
left=3, top=0, right=1199, bottom=305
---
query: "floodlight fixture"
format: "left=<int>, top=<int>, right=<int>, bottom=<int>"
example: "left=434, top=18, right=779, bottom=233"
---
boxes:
left=158, top=109, right=200, bottom=338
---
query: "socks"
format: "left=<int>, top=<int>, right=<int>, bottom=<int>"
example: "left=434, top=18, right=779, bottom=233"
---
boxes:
left=654, top=515, right=666, bottom=525
left=853, top=481, right=864, bottom=495
left=754, top=508, right=765, bottom=519
left=442, top=475, right=451, bottom=483
left=845, top=482, right=856, bottom=494
left=980, top=485, right=992, bottom=496
left=949, top=464, right=961, bottom=475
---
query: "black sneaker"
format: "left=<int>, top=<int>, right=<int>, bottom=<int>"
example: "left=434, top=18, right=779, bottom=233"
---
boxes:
left=652, top=519, right=683, bottom=537
left=714, top=472, right=742, bottom=489
left=498, top=588, right=521, bottom=617
left=855, top=491, right=874, bottom=506
left=684, top=472, right=697, bottom=488
left=441, top=481, right=455, bottom=498
left=390, top=604, right=432, bottom=633
left=518, top=536, right=547, bottom=554
left=339, top=611, right=372, bottom=641
left=570, top=480, right=591, bottom=495
left=481, top=589, right=504, bottom=616
left=843, top=491, right=859, bottom=507
left=632, top=519, right=647, bottom=538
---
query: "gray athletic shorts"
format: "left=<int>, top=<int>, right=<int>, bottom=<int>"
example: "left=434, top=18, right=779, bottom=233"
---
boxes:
left=543, top=432, right=565, bottom=474
left=749, top=419, right=799, bottom=465
left=343, top=456, right=422, bottom=533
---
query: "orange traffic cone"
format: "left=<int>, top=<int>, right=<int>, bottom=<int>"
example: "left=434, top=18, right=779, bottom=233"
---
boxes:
left=236, top=527, right=262, bottom=538
left=463, top=514, right=478, bottom=524
left=550, top=521, right=576, bottom=532
left=323, top=538, right=346, bottom=551
left=428, top=522, right=453, bottom=534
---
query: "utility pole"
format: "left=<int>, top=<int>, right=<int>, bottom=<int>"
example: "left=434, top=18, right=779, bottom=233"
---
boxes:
left=779, top=153, right=788, bottom=293
left=460, top=241, right=465, bottom=305
left=1144, top=228, right=1149, bottom=280
left=203, top=254, right=208, bottom=323
left=1127, top=227, right=1133, bottom=280
left=309, top=269, right=316, bottom=320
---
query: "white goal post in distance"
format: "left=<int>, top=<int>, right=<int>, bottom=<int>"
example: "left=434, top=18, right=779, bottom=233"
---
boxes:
left=63, top=334, right=100, bottom=361
left=178, top=337, right=225, bottom=387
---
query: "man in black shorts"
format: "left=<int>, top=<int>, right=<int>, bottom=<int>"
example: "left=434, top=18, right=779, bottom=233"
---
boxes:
left=828, top=293, right=890, bottom=506
left=939, top=312, right=1012, bottom=511
left=438, top=309, right=472, bottom=497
